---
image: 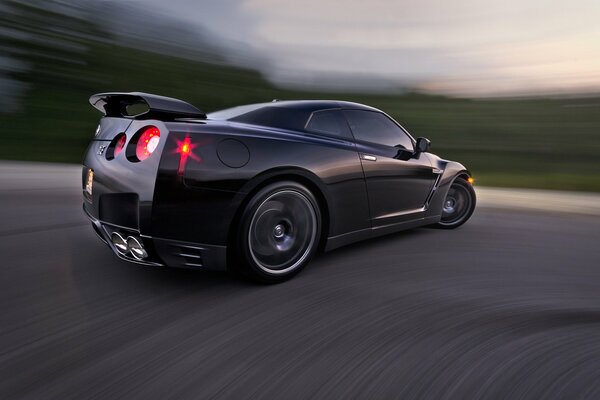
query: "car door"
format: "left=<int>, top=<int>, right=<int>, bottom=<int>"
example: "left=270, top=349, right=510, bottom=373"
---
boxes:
left=303, top=108, right=372, bottom=236
left=343, top=109, right=438, bottom=227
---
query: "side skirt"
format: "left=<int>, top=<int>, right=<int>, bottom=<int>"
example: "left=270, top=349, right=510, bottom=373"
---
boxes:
left=324, top=215, right=440, bottom=252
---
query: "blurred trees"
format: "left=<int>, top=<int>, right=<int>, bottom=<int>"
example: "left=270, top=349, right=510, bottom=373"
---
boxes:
left=0, top=0, right=112, bottom=160
left=0, top=0, right=276, bottom=162
left=0, top=0, right=107, bottom=103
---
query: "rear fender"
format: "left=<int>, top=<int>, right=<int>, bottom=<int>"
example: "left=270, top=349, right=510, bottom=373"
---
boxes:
left=228, top=167, right=333, bottom=248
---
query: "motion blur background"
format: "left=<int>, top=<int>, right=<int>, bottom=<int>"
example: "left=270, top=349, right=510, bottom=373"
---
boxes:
left=2, top=3, right=600, bottom=398
left=1, top=0, right=599, bottom=191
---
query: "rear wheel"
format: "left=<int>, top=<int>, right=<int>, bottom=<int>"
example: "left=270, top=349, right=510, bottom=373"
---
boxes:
left=233, top=181, right=321, bottom=283
left=435, top=177, right=476, bottom=229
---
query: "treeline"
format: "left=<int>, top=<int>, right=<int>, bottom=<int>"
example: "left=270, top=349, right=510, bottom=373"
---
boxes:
left=0, top=0, right=280, bottom=162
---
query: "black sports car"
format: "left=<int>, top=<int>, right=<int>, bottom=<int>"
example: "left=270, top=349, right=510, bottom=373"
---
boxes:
left=82, top=92, right=476, bottom=282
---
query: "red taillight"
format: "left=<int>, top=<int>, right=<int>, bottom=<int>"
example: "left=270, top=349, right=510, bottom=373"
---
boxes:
left=106, top=133, right=127, bottom=160
left=114, top=134, right=126, bottom=157
left=136, top=126, right=160, bottom=161
left=181, top=142, right=190, bottom=155
left=176, top=136, right=199, bottom=175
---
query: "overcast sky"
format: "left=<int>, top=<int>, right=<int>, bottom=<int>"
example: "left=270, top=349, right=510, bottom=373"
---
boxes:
left=138, top=0, right=600, bottom=96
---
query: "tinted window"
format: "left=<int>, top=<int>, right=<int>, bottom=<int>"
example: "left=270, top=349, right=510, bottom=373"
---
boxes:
left=305, top=109, right=351, bottom=138
left=230, top=106, right=310, bottom=131
left=343, top=110, right=413, bottom=150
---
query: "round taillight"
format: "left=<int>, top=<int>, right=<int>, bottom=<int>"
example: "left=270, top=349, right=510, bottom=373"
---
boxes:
left=114, top=134, right=126, bottom=157
left=135, top=126, right=160, bottom=161
left=106, top=132, right=127, bottom=160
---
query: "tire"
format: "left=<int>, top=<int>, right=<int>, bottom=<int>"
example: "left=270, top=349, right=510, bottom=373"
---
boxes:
left=232, top=181, right=321, bottom=283
left=435, top=177, right=476, bottom=229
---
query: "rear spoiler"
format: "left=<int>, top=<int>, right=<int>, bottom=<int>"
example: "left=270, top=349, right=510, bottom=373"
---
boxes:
left=89, top=92, right=206, bottom=120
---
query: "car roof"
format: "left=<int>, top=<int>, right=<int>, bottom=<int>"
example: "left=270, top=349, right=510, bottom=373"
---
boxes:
left=207, top=100, right=381, bottom=121
left=265, top=100, right=380, bottom=112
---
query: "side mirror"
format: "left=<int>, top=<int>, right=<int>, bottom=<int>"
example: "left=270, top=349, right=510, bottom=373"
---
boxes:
left=415, top=137, right=431, bottom=153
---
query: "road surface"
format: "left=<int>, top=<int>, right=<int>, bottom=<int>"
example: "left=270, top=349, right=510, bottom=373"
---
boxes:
left=1, top=162, right=599, bottom=399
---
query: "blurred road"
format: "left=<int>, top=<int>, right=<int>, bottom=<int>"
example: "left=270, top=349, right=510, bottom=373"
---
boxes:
left=1, top=161, right=600, bottom=399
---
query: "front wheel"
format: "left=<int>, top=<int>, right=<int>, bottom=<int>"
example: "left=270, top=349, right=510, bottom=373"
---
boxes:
left=233, top=181, right=321, bottom=283
left=435, top=177, right=476, bottom=229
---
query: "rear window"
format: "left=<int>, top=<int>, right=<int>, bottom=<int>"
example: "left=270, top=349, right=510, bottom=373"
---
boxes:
left=229, top=106, right=310, bottom=131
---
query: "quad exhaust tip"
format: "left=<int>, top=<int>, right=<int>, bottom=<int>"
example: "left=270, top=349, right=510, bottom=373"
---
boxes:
left=111, top=232, right=128, bottom=254
left=126, top=236, right=148, bottom=260
left=110, top=232, right=148, bottom=260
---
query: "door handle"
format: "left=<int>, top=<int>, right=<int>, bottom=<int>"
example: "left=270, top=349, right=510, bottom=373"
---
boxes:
left=361, top=154, right=377, bottom=161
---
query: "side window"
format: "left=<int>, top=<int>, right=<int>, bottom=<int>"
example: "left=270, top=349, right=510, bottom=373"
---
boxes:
left=343, top=110, right=413, bottom=150
left=305, top=109, right=351, bottom=139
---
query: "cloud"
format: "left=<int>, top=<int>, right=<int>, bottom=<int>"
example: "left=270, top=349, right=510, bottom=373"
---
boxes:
left=141, top=0, right=600, bottom=95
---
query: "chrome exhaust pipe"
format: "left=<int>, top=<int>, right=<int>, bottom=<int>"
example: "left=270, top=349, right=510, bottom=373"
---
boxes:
left=126, top=236, right=148, bottom=260
left=111, top=232, right=128, bottom=255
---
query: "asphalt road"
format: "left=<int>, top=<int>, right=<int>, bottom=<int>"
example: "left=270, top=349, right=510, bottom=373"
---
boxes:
left=1, top=162, right=600, bottom=399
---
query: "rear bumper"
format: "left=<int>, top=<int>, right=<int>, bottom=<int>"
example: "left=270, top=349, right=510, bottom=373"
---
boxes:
left=82, top=118, right=233, bottom=271
left=84, top=205, right=227, bottom=270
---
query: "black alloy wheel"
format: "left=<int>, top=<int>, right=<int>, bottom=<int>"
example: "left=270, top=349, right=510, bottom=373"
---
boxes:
left=436, top=177, right=476, bottom=229
left=234, top=181, right=321, bottom=283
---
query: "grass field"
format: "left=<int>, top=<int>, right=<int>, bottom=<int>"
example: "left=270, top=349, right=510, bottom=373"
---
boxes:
left=1, top=44, right=599, bottom=192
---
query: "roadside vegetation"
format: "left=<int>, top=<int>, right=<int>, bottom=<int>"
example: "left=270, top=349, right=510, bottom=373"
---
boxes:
left=1, top=1, right=599, bottom=191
